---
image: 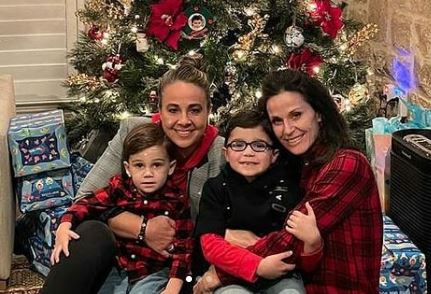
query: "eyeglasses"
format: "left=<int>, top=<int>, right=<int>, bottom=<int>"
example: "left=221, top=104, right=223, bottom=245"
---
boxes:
left=226, top=140, right=273, bottom=152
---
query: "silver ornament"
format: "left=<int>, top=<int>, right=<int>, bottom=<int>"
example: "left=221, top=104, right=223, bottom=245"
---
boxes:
left=284, top=25, right=304, bottom=48
left=136, top=32, right=150, bottom=53
left=224, top=63, right=238, bottom=86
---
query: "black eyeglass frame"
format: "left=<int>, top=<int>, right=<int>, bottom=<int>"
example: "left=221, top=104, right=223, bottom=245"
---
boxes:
left=226, top=140, right=274, bottom=152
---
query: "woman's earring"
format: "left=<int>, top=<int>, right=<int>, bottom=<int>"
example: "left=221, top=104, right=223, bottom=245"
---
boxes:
left=126, top=170, right=131, bottom=177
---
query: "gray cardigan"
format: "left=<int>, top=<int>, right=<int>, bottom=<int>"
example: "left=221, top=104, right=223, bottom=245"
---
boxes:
left=76, top=116, right=225, bottom=220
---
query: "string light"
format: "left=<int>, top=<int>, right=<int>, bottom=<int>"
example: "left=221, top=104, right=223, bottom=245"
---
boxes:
left=308, top=3, right=317, bottom=11
left=101, top=32, right=110, bottom=45
left=117, top=111, right=131, bottom=120
left=244, top=7, right=256, bottom=16
left=271, top=44, right=282, bottom=54
left=255, top=90, right=263, bottom=98
left=339, top=43, right=348, bottom=51
left=131, top=26, right=138, bottom=33
left=312, top=66, right=320, bottom=74
left=156, top=57, right=164, bottom=65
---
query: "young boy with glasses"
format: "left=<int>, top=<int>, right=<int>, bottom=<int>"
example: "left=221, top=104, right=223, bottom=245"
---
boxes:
left=195, top=110, right=323, bottom=293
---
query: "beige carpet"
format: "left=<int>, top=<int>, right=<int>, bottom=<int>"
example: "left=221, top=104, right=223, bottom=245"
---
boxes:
left=0, top=256, right=44, bottom=294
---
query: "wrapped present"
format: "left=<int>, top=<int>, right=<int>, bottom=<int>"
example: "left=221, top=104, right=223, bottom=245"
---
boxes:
left=367, top=100, right=431, bottom=213
left=15, top=206, right=68, bottom=276
left=8, top=110, right=71, bottom=177
left=16, top=168, right=74, bottom=213
left=379, top=215, right=427, bottom=293
left=38, top=206, right=68, bottom=247
left=70, top=153, right=94, bottom=194
left=28, top=234, right=52, bottom=276
left=366, top=125, right=392, bottom=212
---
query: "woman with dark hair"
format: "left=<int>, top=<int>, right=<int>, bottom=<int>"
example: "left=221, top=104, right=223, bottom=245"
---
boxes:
left=194, top=69, right=382, bottom=294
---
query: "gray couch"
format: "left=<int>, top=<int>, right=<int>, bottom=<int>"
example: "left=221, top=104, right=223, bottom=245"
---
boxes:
left=0, top=74, right=16, bottom=289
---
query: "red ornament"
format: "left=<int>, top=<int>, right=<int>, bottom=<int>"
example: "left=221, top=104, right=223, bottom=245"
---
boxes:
left=146, top=0, right=188, bottom=50
left=309, top=0, right=343, bottom=39
left=103, top=69, right=118, bottom=83
left=102, top=54, right=124, bottom=83
left=286, top=48, right=323, bottom=76
left=87, top=25, right=103, bottom=41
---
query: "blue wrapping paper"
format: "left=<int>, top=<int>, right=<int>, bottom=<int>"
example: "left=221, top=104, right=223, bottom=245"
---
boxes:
left=8, top=110, right=71, bottom=177
left=379, top=216, right=427, bottom=293
left=70, top=153, right=94, bottom=194
left=16, top=206, right=68, bottom=277
left=16, top=168, right=74, bottom=213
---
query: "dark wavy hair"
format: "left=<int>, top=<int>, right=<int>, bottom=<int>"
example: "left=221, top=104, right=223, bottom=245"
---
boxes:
left=258, top=69, right=352, bottom=165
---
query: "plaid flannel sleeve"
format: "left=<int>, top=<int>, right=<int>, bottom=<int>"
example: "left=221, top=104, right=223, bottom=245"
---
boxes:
left=169, top=204, right=194, bottom=280
left=61, top=177, right=118, bottom=227
left=218, top=151, right=381, bottom=284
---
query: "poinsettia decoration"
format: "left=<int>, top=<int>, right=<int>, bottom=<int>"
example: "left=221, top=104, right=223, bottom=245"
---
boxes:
left=286, top=48, right=323, bottom=76
left=147, top=0, right=188, bottom=50
left=309, top=0, right=343, bottom=39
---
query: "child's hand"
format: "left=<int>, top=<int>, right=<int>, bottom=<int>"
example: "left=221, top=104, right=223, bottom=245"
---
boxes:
left=285, top=202, right=321, bottom=252
left=50, top=222, right=80, bottom=265
left=193, top=266, right=221, bottom=294
left=256, top=251, right=295, bottom=279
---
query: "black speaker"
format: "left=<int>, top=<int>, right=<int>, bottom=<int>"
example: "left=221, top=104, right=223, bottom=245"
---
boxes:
left=388, top=128, right=431, bottom=291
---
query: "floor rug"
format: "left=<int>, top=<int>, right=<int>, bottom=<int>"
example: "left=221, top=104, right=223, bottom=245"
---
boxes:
left=0, top=256, right=44, bottom=294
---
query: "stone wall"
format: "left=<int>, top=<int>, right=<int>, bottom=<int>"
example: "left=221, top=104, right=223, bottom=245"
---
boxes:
left=345, top=0, right=431, bottom=108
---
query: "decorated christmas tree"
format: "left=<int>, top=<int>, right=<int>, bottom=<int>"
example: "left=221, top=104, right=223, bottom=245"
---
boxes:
left=65, top=0, right=378, bottom=150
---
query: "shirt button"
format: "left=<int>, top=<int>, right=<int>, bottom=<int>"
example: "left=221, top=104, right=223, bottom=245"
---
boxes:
left=144, top=200, right=148, bottom=205
left=130, top=254, right=136, bottom=259
left=164, top=211, right=169, bottom=216
left=222, top=182, right=226, bottom=186
left=226, top=206, right=230, bottom=210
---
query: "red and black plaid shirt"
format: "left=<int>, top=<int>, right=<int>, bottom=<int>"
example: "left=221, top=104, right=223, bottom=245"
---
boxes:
left=61, top=175, right=194, bottom=283
left=219, top=149, right=383, bottom=293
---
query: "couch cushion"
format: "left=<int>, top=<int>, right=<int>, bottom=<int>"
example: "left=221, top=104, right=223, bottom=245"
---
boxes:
left=0, top=74, right=16, bottom=280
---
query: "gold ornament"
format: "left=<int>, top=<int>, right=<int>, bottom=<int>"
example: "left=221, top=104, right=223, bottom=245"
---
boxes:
left=118, top=0, right=134, bottom=15
left=67, top=73, right=101, bottom=91
left=344, top=24, right=378, bottom=57
left=348, top=83, right=369, bottom=106
left=231, top=13, right=269, bottom=61
left=232, top=49, right=248, bottom=62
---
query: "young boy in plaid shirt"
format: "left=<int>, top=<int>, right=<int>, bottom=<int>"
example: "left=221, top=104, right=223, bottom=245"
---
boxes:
left=51, top=123, right=193, bottom=294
